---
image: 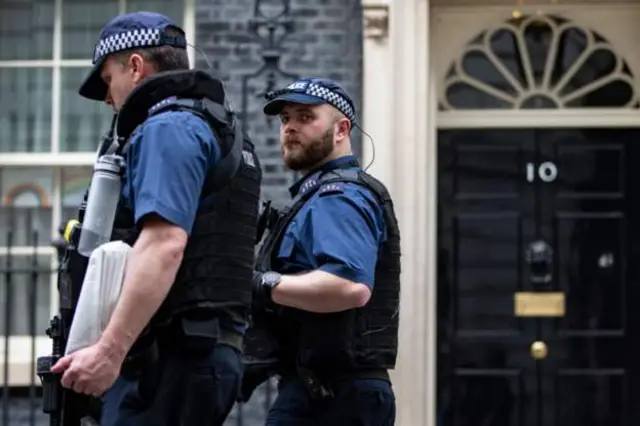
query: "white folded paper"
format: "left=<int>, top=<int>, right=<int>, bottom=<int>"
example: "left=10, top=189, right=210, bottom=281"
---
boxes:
left=80, top=416, right=100, bottom=426
left=65, top=240, right=132, bottom=355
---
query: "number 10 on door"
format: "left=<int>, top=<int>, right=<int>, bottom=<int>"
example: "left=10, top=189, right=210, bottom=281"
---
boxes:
left=526, top=162, right=558, bottom=183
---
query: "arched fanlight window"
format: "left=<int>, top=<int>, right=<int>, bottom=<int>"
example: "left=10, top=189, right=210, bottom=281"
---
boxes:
left=440, top=14, right=638, bottom=110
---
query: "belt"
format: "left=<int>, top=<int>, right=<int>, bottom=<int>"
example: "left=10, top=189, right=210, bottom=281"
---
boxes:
left=120, top=325, right=243, bottom=378
left=280, top=366, right=390, bottom=382
left=162, top=314, right=244, bottom=352
left=346, top=369, right=389, bottom=381
left=313, top=368, right=390, bottom=384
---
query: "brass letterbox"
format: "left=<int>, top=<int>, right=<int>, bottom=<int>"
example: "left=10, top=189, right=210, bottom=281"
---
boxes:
left=514, top=292, right=565, bottom=317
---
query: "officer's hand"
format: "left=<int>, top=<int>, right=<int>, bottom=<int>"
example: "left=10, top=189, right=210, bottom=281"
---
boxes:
left=51, top=340, right=123, bottom=397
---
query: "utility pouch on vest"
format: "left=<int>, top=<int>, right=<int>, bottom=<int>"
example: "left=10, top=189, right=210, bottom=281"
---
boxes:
left=180, top=316, right=220, bottom=352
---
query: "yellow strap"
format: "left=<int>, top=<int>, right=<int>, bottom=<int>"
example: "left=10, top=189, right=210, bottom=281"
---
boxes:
left=63, top=219, right=79, bottom=242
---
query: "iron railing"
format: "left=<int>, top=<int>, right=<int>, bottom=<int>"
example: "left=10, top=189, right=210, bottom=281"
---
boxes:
left=1, top=231, right=49, bottom=426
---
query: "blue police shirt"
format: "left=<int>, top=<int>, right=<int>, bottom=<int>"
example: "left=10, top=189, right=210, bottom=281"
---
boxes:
left=122, top=109, right=220, bottom=234
left=276, top=156, right=387, bottom=289
left=121, top=105, right=247, bottom=334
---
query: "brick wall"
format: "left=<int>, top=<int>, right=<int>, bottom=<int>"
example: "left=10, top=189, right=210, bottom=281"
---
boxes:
left=196, top=0, right=364, bottom=207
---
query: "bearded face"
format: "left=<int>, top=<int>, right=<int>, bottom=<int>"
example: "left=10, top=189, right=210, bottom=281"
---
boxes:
left=281, top=125, right=335, bottom=171
left=279, top=103, right=340, bottom=172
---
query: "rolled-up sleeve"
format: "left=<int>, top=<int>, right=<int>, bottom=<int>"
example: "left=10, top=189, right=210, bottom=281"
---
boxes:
left=297, top=185, right=387, bottom=289
left=126, top=111, right=220, bottom=234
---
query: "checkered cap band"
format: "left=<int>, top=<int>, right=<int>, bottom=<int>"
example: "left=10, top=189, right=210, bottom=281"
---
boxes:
left=93, top=28, right=163, bottom=63
left=269, top=83, right=356, bottom=123
left=304, top=83, right=355, bottom=123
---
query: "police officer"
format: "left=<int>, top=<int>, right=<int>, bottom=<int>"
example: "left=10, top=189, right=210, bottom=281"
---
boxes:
left=250, top=77, right=401, bottom=425
left=50, top=11, right=262, bottom=425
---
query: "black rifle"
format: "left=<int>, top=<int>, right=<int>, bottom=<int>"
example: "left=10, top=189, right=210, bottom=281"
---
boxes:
left=238, top=202, right=282, bottom=403
left=36, top=116, right=120, bottom=426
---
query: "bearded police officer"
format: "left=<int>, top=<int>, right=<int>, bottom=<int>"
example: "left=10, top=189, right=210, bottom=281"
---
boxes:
left=49, top=11, right=262, bottom=425
left=249, top=77, right=401, bottom=425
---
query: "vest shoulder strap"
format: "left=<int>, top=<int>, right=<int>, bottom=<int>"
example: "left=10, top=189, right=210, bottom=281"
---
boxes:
left=256, top=167, right=396, bottom=271
left=309, top=168, right=390, bottom=208
left=295, top=169, right=399, bottom=242
left=149, top=98, right=244, bottom=194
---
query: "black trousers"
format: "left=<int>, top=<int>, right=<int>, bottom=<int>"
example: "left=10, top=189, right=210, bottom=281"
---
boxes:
left=266, top=377, right=396, bottom=426
left=100, top=343, right=242, bottom=426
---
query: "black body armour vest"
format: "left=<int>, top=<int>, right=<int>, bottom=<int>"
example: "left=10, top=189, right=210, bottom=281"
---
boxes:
left=110, top=70, right=262, bottom=329
left=254, top=165, right=401, bottom=373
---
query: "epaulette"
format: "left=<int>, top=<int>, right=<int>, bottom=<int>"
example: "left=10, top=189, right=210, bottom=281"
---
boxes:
left=318, top=182, right=345, bottom=196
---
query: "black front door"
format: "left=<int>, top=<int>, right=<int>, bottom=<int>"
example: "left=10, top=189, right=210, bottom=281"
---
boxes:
left=437, top=128, right=640, bottom=426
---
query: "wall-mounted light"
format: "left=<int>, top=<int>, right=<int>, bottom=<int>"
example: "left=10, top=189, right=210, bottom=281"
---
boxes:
left=513, top=0, right=559, bottom=19
left=363, top=3, right=390, bottom=41
left=512, top=0, right=524, bottom=19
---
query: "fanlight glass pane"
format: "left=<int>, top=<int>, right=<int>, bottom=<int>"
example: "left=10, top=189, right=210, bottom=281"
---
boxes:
left=440, top=15, right=637, bottom=110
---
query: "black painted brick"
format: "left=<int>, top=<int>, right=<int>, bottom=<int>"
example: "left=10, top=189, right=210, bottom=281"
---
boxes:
left=195, top=0, right=364, bottom=208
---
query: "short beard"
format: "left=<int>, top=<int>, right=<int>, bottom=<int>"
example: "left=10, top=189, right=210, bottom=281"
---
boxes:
left=282, top=126, right=334, bottom=171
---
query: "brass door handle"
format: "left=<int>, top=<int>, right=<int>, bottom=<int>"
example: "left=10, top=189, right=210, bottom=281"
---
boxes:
left=530, top=341, right=548, bottom=360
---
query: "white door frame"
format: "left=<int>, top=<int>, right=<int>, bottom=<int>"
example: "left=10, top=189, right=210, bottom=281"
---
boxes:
left=362, top=0, right=435, bottom=425
left=362, top=2, right=640, bottom=426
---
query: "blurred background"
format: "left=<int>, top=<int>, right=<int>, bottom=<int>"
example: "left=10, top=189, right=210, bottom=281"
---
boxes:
left=7, top=1, right=639, bottom=426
